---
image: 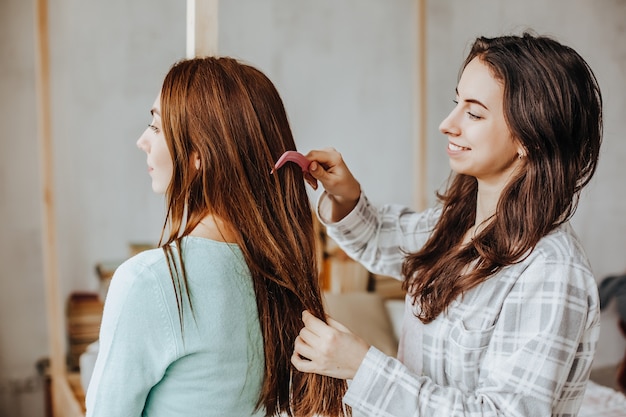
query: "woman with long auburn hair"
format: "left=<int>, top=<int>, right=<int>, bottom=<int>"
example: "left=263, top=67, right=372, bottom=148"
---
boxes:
left=86, top=56, right=348, bottom=416
left=292, top=32, right=603, bottom=416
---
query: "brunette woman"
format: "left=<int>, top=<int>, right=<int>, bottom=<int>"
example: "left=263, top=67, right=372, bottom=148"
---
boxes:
left=293, top=32, right=602, bottom=416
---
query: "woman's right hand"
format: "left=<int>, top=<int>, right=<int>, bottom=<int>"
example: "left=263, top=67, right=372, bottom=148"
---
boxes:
left=291, top=310, right=369, bottom=380
left=305, top=148, right=361, bottom=222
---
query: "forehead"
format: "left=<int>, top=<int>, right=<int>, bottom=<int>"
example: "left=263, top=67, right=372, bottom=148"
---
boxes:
left=457, top=57, right=504, bottom=104
left=151, top=93, right=162, bottom=117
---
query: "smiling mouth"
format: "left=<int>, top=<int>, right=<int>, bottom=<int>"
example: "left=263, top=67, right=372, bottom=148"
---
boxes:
left=448, top=142, right=470, bottom=151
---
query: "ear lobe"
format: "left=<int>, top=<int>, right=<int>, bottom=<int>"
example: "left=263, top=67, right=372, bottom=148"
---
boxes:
left=194, top=154, right=201, bottom=170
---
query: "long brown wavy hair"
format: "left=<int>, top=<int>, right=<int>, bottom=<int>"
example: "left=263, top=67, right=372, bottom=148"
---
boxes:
left=157, top=57, right=348, bottom=416
left=402, top=33, right=603, bottom=324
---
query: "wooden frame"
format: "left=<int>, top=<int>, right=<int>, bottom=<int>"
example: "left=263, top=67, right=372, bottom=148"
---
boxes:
left=414, top=0, right=428, bottom=211
left=34, top=0, right=76, bottom=415
left=186, top=0, right=219, bottom=58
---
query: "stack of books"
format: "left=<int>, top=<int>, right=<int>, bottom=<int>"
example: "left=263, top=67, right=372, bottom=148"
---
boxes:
left=66, top=292, right=104, bottom=371
left=372, top=274, right=406, bottom=300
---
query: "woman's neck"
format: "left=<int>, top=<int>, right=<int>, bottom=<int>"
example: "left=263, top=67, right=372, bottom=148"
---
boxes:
left=190, top=213, right=238, bottom=243
left=475, top=174, right=510, bottom=224
left=461, top=181, right=501, bottom=245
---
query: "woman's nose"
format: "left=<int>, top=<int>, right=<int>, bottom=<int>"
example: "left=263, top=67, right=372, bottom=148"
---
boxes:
left=136, top=130, right=149, bottom=151
left=439, top=110, right=460, bottom=136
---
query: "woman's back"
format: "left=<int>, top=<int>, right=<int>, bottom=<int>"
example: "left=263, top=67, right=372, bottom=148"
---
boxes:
left=86, top=237, right=265, bottom=417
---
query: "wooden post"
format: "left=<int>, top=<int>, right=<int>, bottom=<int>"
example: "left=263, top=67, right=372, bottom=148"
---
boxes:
left=413, top=0, right=428, bottom=211
left=186, top=0, right=219, bottom=58
left=35, top=0, right=62, bottom=386
left=34, top=1, right=77, bottom=416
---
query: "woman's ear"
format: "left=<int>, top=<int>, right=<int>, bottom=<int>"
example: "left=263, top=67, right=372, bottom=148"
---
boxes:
left=193, top=153, right=201, bottom=170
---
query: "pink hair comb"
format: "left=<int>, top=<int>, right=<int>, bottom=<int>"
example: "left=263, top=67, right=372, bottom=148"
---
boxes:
left=270, top=151, right=311, bottom=174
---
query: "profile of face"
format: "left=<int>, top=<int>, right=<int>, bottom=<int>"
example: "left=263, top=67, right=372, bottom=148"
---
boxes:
left=136, top=93, right=173, bottom=194
left=439, top=57, right=524, bottom=187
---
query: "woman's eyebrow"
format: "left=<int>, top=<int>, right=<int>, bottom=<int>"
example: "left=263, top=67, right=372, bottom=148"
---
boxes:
left=455, top=88, right=489, bottom=110
left=150, top=107, right=161, bottom=116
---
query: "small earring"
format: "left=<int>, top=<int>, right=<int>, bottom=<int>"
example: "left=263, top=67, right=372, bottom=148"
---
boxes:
left=518, top=152, right=525, bottom=160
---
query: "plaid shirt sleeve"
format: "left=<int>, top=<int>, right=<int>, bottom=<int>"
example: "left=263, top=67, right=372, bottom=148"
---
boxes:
left=320, top=192, right=601, bottom=417
left=318, top=192, right=439, bottom=279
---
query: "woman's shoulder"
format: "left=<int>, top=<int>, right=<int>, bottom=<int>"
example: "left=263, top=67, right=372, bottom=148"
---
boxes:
left=532, top=222, right=590, bottom=267
left=100, top=249, right=175, bottom=331
left=116, top=239, right=241, bottom=274
left=115, top=247, right=168, bottom=279
left=513, top=222, right=600, bottom=324
left=518, top=222, right=597, bottom=293
left=106, top=248, right=180, bottom=304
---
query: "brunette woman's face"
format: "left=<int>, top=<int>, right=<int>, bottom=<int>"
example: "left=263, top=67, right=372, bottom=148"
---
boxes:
left=136, top=93, right=173, bottom=194
left=439, top=57, right=524, bottom=187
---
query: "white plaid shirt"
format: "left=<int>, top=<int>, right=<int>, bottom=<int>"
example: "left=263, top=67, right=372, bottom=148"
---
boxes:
left=319, top=192, right=600, bottom=417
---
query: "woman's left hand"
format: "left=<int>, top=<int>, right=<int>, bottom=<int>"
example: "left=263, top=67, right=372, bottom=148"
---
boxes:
left=291, top=310, right=370, bottom=380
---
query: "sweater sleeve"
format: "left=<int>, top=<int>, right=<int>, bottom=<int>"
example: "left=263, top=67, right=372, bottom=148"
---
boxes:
left=85, top=256, right=179, bottom=417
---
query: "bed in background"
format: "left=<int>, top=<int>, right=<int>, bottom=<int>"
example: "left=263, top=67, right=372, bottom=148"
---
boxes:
left=580, top=379, right=626, bottom=416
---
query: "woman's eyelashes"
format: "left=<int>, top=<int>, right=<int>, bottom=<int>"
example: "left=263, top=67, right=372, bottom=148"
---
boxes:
left=452, top=99, right=482, bottom=120
left=148, top=123, right=160, bottom=133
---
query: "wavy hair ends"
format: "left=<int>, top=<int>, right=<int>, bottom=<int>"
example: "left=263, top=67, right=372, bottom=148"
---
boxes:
left=158, top=57, right=349, bottom=416
left=403, top=32, right=602, bottom=324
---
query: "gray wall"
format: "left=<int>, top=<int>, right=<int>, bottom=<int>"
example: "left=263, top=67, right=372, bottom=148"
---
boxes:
left=1, top=1, right=624, bottom=415
left=1, top=1, right=47, bottom=415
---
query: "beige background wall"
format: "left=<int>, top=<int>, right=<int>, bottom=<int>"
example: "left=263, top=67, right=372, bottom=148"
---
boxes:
left=1, top=1, right=624, bottom=415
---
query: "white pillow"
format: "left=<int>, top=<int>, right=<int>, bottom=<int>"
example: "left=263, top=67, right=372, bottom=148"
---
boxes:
left=323, top=292, right=398, bottom=357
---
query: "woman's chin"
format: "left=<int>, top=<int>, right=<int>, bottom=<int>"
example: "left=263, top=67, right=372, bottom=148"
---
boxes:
left=152, top=183, right=167, bottom=194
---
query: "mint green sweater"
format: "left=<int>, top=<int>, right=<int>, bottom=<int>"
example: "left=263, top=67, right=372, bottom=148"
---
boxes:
left=85, top=237, right=265, bottom=417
